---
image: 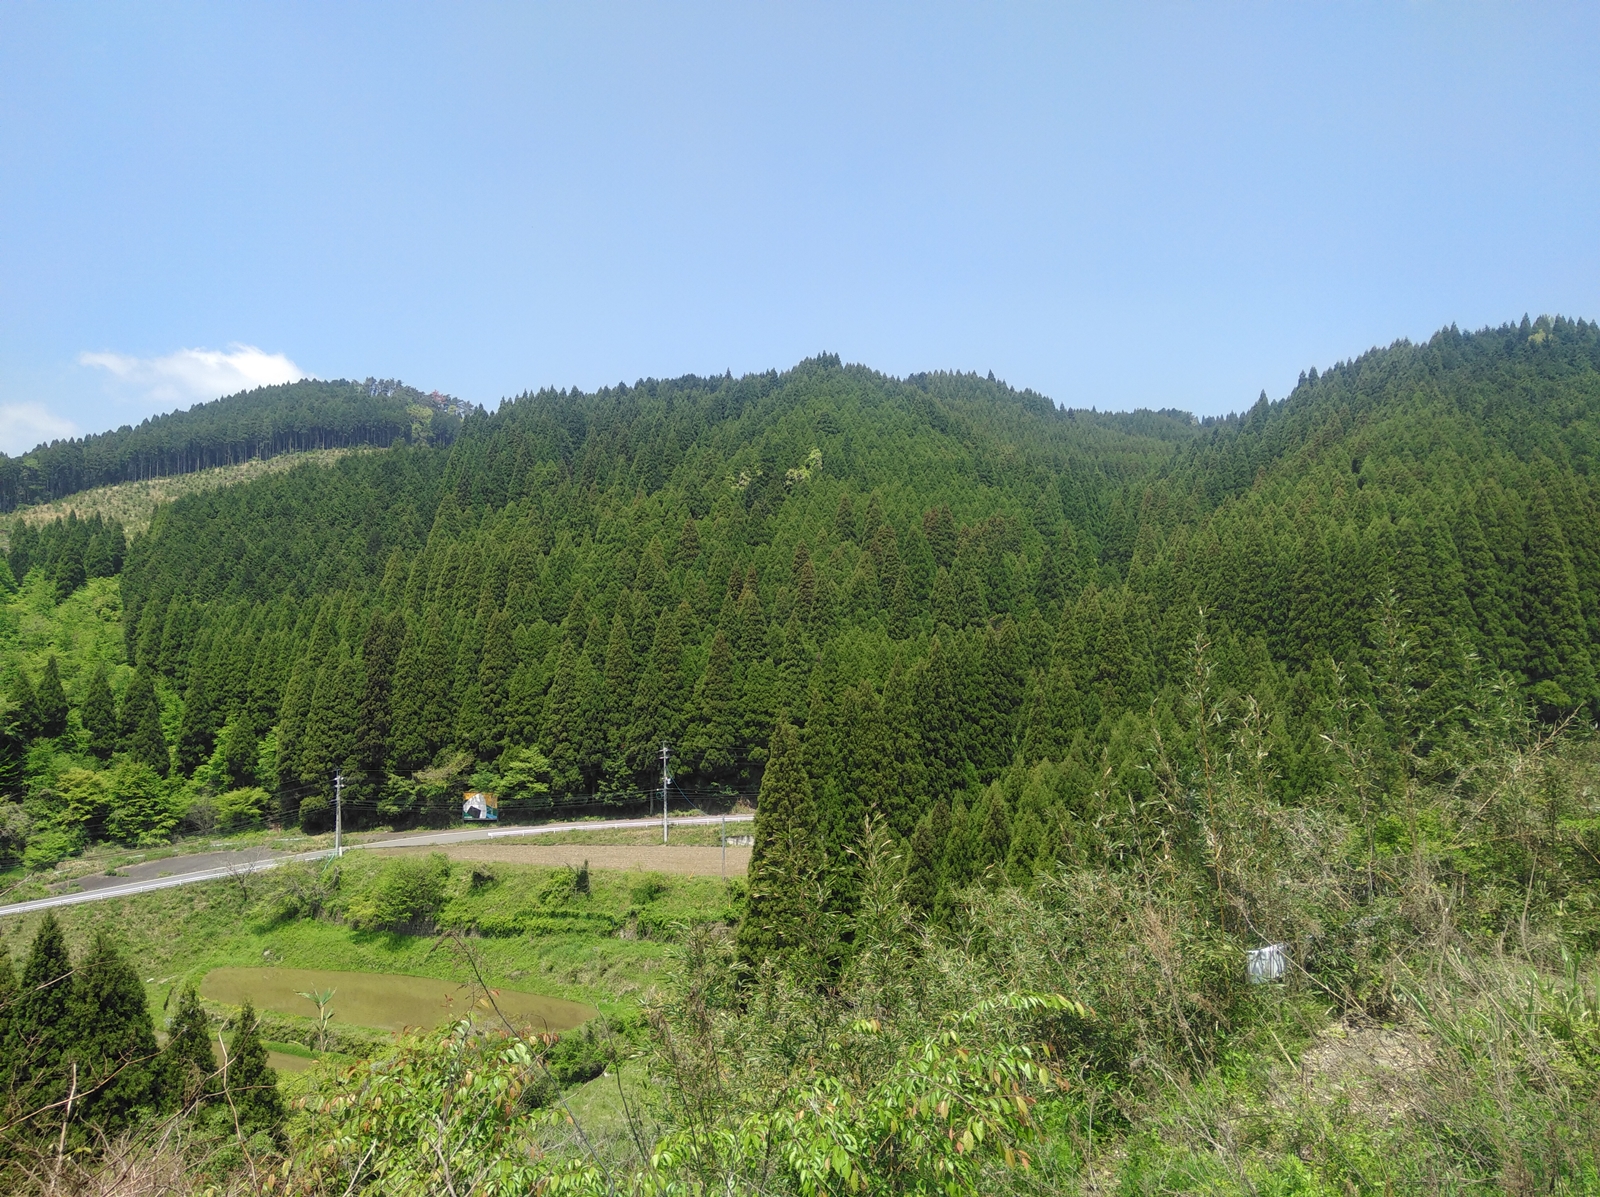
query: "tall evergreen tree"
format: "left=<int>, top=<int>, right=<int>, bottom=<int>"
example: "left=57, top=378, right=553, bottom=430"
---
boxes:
left=358, top=610, right=399, bottom=774
left=973, top=787, right=1012, bottom=886
left=386, top=618, right=429, bottom=773
left=6, top=668, right=40, bottom=742
left=542, top=640, right=584, bottom=793
left=212, top=713, right=259, bottom=791
left=601, top=602, right=635, bottom=764
left=119, top=668, right=169, bottom=777
left=736, top=721, right=824, bottom=974
left=68, top=931, right=161, bottom=1132
left=1521, top=490, right=1597, bottom=714
left=903, top=806, right=943, bottom=918
left=81, top=661, right=118, bottom=760
left=923, top=505, right=957, bottom=569
left=221, top=999, right=284, bottom=1143
left=916, top=637, right=967, bottom=796
left=161, top=984, right=218, bottom=1112
left=14, top=914, right=75, bottom=1108
left=0, top=944, right=18, bottom=1089
left=35, top=656, right=68, bottom=739
left=635, top=602, right=688, bottom=750
left=299, top=653, right=361, bottom=787
left=476, top=608, right=515, bottom=755
left=176, top=668, right=216, bottom=775
left=688, top=630, right=738, bottom=773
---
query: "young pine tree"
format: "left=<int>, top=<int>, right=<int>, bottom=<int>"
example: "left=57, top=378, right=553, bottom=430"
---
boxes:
left=81, top=661, right=118, bottom=760
left=736, top=721, right=824, bottom=974
left=68, top=931, right=161, bottom=1132
left=119, top=669, right=170, bottom=777
left=14, top=914, right=75, bottom=1106
left=35, top=656, right=69, bottom=739
left=161, top=984, right=218, bottom=1112
left=221, top=999, right=284, bottom=1142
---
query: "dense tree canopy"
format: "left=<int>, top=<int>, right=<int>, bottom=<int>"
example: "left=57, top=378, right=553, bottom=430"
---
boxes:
left=3, top=316, right=1599, bottom=896
left=0, top=378, right=467, bottom=512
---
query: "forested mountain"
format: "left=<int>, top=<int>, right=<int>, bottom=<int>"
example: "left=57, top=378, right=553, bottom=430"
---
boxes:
left=0, top=378, right=467, bottom=512
left=5, top=316, right=1600, bottom=885
left=5, top=316, right=1600, bottom=1194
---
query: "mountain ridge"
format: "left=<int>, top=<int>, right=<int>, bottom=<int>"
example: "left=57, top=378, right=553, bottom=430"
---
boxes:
left=0, top=378, right=468, bottom=512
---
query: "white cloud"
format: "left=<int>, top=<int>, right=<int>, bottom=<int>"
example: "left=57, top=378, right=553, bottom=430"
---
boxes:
left=1, top=403, right=79, bottom=455
left=79, top=343, right=311, bottom=405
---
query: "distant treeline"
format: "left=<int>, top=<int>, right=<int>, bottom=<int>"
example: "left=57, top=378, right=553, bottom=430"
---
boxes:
left=0, top=379, right=467, bottom=512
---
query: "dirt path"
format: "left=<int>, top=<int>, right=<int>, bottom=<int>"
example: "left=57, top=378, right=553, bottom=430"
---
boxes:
left=375, top=842, right=750, bottom=876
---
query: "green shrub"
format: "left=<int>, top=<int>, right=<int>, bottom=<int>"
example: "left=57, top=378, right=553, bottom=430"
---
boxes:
left=249, top=860, right=339, bottom=926
left=22, top=823, right=83, bottom=870
left=104, top=759, right=178, bottom=845
left=346, top=853, right=451, bottom=932
left=548, top=1022, right=612, bottom=1086
left=214, top=785, right=269, bottom=831
left=630, top=873, right=669, bottom=905
left=298, top=792, right=331, bottom=833
left=0, top=801, right=30, bottom=865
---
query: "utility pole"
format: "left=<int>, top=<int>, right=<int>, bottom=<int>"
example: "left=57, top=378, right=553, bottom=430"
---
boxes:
left=721, top=813, right=726, bottom=876
left=660, top=743, right=670, bottom=844
left=333, top=771, right=344, bottom=858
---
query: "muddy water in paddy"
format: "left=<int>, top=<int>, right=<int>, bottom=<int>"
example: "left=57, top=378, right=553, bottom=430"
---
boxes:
left=200, top=967, right=597, bottom=1034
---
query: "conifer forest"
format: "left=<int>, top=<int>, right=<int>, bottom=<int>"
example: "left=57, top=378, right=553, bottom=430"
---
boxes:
left=1, top=316, right=1599, bottom=1194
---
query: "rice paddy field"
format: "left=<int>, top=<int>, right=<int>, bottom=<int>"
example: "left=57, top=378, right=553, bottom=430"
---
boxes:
left=0, top=851, right=739, bottom=1071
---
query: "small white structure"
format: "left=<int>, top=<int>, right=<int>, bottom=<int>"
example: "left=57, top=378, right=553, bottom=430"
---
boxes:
left=1246, top=943, right=1289, bottom=984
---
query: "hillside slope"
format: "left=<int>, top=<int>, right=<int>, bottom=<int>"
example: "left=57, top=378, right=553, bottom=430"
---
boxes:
left=0, top=449, right=364, bottom=550
left=5, top=320, right=1600, bottom=1197
left=0, top=378, right=466, bottom=512
left=4, top=317, right=1599, bottom=864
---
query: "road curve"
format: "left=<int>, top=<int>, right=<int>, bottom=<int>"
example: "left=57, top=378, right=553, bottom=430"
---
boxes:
left=0, top=814, right=754, bottom=918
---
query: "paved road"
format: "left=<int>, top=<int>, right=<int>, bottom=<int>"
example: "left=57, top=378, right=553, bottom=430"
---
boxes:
left=0, top=814, right=754, bottom=918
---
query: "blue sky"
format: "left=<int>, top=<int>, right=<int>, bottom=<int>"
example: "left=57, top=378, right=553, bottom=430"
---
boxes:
left=2, top=3, right=1597, bottom=454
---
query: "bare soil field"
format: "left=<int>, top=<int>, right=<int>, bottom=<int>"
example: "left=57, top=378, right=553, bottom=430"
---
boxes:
left=374, top=842, right=751, bottom=876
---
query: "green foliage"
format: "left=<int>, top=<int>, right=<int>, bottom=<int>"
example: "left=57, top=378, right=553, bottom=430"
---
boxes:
left=14, top=913, right=74, bottom=1101
left=221, top=998, right=284, bottom=1143
left=344, top=852, right=453, bottom=932
left=287, top=1022, right=572, bottom=1196
left=0, top=377, right=466, bottom=512
left=546, top=1021, right=613, bottom=1087
left=67, top=930, right=161, bottom=1132
left=9, top=323, right=1600, bottom=1191
left=213, top=785, right=270, bottom=831
left=105, top=759, right=179, bottom=845
left=162, top=983, right=219, bottom=1111
left=497, top=743, right=553, bottom=808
